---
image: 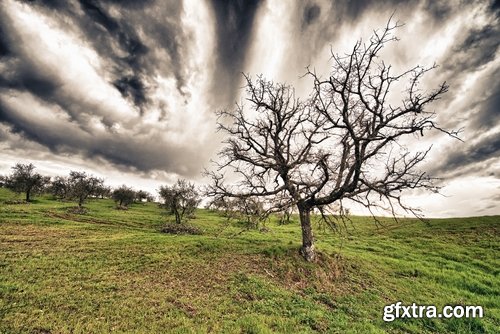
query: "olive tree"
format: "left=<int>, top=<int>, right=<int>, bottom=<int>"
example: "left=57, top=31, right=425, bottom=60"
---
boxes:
left=67, top=171, right=104, bottom=207
left=205, top=21, right=458, bottom=261
left=112, top=185, right=136, bottom=208
left=159, top=179, right=200, bottom=224
left=135, top=190, right=151, bottom=203
left=5, top=163, right=49, bottom=202
left=50, top=176, right=69, bottom=200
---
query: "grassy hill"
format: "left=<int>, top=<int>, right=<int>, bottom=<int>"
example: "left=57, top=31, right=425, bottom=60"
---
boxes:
left=0, top=188, right=498, bottom=333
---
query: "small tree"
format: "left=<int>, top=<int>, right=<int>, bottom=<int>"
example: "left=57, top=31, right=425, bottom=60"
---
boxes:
left=232, top=197, right=268, bottom=229
left=112, top=185, right=136, bottom=208
left=277, top=207, right=294, bottom=225
left=159, top=179, right=200, bottom=224
left=94, top=184, right=112, bottom=199
left=135, top=190, right=151, bottom=203
left=207, top=196, right=268, bottom=229
left=5, top=163, right=49, bottom=202
left=50, top=176, right=69, bottom=200
left=206, top=21, right=459, bottom=261
left=67, top=171, right=104, bottom=207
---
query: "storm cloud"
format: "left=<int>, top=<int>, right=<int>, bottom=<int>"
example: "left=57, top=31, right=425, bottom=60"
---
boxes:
left=0, top=0, right=499, bottom=216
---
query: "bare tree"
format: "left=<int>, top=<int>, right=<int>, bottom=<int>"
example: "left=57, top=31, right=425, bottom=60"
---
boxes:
left=5, top=163, right=49, bottom=202
left=205, top=21, right=458, bottom=261
left=67, top=171, right=104, bottom=208
left=159, top=179, right=200, bottom=224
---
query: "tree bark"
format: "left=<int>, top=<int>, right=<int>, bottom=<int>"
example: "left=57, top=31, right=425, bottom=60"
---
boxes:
left=174, top=210, right=181, bottom=224
left=298, top=204, right=315, bottom=262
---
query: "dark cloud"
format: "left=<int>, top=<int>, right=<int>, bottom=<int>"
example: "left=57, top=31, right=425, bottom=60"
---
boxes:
left=209, top=0, right=261, bottom=105
left=0, top=9, right=62, bottom=99
left=211, top=0, right=261, bottom=72
left=0, top=98, right=205, bottom=176
left=77, top=0, right=151, bottom=110
left=113, top=75, right=147, bottom=107
left=490, top=0, right=500, bottom=16
left=0, top=21, right=10, bottom=57
left=302, top=4, right=321, bottom=28
left=105, top=0, right=155, bottom=9
left=430, top=133, right=500, bottom=177
left=442, top=24, right=499, bottom=73
left=21, top=0, right=186, bottom=111
left=21, top=0, right=69, bottom=9
left=337, top=0, right=373, bottom=21
left=424, top=0, right=453, bottom=21
left=470, top=80, right=500, bottom=131
left=329, top=0, right=419, bottom=22
left=0, top=0, right=217, bottom=176
left=79, top=0, right=119, bottom=32
left=0, top=100, right=48, bottom=147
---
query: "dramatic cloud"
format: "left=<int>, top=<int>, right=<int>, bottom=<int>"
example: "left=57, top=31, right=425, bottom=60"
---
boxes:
left=0, top=0, right=498, bottom=216
left=209, top=0, right=261, bottom=106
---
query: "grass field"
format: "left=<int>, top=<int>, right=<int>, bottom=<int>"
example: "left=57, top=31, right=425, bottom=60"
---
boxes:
left=0, top=188, right=498, bottom=333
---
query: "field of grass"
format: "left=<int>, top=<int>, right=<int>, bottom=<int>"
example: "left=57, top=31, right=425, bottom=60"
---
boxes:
left=0, top=188, right=498, bottom=333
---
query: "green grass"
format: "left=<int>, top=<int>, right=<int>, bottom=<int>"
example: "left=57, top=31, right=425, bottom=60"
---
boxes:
left=0, top=188, right=498, bottom=333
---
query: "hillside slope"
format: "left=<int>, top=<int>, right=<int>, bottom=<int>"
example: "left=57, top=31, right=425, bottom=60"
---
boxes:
left=0, top=189, right=498, bottom=333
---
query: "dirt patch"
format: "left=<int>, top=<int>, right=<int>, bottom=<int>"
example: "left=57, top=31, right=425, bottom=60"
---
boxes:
left=262, top=250, right=353, bottom=294
left=44, top=210, right=117, bottom=227
left=161, top=223, right=203, bottom=235
left=3, top=199, right=30, bottom=205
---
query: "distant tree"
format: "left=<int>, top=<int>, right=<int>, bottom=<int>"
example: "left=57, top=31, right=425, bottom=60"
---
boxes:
left=206, top=196, right=268, bottom=230
left=50, top=176, right=69, bottom=200
left=112, top=185, right=136, bottom=208
left=67, top=171, right=104, bottom=207
left=135, top=190, right=151, bottom=203
left=205, top=196, right=231, bottom=214
left=277, top=207, right=294, bottom=225
left=233, top=197, right=268, bottom=229
left=159, top=179, right=200, bottom=224
left=4, top=163, right=49, bottom=202
left=205, top=21, right=458, bottom=261
left=94, top=184, right=112, bottom=199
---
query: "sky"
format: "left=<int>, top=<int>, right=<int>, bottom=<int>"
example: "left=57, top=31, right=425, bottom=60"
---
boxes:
left=0, top=0, right=498, bottom=217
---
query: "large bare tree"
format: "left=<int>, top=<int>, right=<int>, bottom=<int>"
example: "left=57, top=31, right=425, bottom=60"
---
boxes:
left=206, top=21, right=458, bottom=261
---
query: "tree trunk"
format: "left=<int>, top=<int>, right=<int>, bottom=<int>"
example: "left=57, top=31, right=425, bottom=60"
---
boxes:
left=298, top=204, right=315, bottom=262
left=174, top=210, right=181, bottom=224
left=26, top=189, right=31, bottom=202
